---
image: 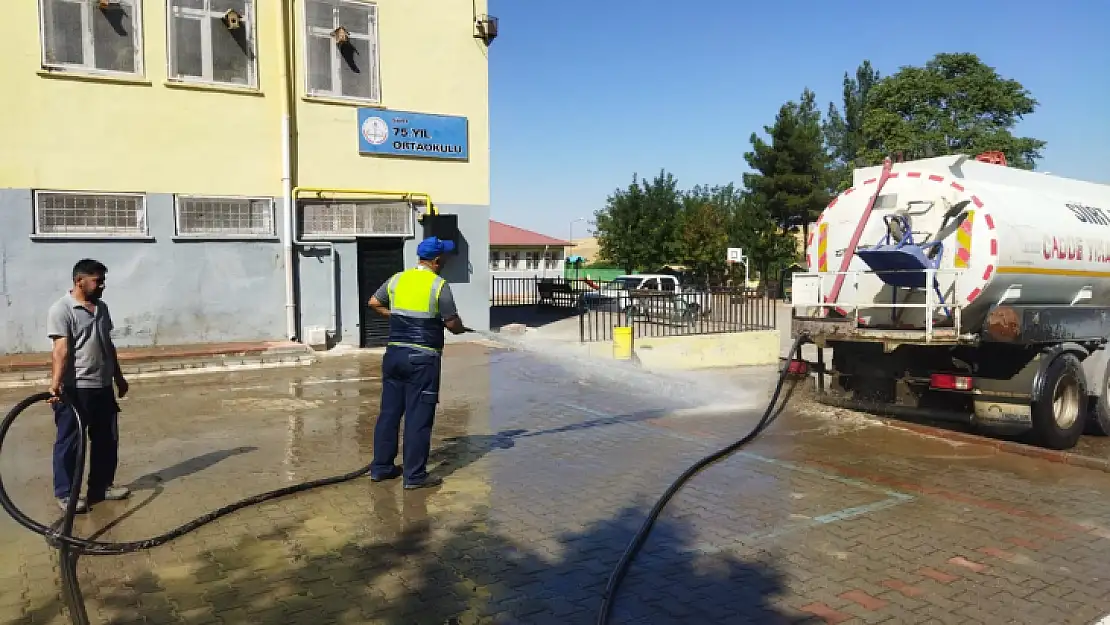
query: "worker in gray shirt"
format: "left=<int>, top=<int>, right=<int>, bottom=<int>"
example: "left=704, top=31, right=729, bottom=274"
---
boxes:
left=46, top=259, right=131, bottom=513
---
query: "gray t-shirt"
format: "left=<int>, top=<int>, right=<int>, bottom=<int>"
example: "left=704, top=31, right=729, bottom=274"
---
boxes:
left=46, top=293, right=117, bottom=389
left=372, top=269, right=458, bottom=320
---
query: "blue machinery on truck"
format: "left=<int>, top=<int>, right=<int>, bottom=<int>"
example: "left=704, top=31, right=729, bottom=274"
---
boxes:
left=0, top=334, right=812, bottom=625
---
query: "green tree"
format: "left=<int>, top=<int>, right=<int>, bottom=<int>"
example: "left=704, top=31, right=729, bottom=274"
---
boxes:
left=743, top=88, right=831, bottom=248
left=824, top=60, right=881, bottom=191
left=677, top=185, right=731, bottom=285
left=593, top=170, right=683, bottom=273
left=860, top=52, right=1046, bottom=169
left=729, top=192, right=798, bottom=284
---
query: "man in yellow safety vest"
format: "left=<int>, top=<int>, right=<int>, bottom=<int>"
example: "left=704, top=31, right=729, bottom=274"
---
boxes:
left=367, top=236, right=469, bottom=489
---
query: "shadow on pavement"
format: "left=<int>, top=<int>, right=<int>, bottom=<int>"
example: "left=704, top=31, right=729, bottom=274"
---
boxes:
left=50, top=492, right=817, bottom=625
left=75, top=447, right=260, bottom=541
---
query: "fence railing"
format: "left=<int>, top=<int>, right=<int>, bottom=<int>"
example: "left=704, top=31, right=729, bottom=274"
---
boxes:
left=489, top=277, right=777, bottom=343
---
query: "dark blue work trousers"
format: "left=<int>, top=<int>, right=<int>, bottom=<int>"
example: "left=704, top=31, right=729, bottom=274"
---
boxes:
left=53, top=386, right=120, bottom=500
left=371, top=345, right=442, bottom=485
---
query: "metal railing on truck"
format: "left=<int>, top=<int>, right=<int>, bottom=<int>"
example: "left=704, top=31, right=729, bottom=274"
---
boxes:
left=790, top=268, right=967, bottom=343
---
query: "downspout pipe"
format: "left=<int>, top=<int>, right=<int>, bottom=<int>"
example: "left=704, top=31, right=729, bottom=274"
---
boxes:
left=279, top=0, right=297, bottom=340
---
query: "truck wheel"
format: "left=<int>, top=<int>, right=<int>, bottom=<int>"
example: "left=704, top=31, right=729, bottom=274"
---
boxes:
left=1030, top=353, right=1087, bottom=450
left=1086, top=363, right=1110, bottom=436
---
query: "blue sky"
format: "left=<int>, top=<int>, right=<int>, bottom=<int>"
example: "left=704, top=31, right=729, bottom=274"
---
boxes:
left=487, top=0, right=1110, bottom=240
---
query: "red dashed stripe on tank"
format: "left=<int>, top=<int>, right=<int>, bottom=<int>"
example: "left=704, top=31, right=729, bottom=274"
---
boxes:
left=819, top=168, right=999, bottom=306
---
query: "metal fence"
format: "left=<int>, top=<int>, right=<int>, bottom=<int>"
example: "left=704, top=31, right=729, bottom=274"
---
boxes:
left=489, top=277, right=777, bottom=343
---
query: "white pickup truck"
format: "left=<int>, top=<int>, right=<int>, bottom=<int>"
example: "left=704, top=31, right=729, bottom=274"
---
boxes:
left=581, top=274, right=707, bottom=318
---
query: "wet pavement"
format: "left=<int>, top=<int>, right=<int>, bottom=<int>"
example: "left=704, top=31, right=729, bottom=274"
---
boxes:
left=4, top=343, right=1110, bottom=624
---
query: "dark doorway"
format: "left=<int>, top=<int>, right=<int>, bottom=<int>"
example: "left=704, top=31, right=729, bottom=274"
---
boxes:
left=357, top=238, right=405, bottom=348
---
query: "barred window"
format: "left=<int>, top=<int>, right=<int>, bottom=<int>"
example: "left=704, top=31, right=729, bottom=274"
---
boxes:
left=489, top=251, right=500, bottom=270
left=168, top=0, right=257, bottom=87
left=175, top=196, right=275, bottom=237
left=34, top=191, right=148, bottom=237
left=40, top=0, right=143, bottom=75
left=304, top=0, right=380, bottom=101
left=299, top=200, right=413, bottom=237
left=525, top=251, right=539, bottom=270
left=544, top=251, right=558, bottom=269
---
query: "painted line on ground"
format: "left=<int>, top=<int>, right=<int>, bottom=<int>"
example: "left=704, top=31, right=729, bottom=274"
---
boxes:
left=552, top=400, right=916, bottom=553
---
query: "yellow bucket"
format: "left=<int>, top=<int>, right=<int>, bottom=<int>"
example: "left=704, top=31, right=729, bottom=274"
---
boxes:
left=613, top=326, right=633, bottom=360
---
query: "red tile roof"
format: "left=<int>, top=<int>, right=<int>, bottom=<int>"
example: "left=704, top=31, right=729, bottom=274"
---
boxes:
left=489, top=220, right=571, bottom=247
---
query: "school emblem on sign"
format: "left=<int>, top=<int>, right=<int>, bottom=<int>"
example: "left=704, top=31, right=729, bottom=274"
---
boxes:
left=360, top=116, right=389, bottom=145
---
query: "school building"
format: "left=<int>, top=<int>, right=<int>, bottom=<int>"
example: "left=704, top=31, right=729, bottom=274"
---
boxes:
left=0, top=0, right=495, bottom=353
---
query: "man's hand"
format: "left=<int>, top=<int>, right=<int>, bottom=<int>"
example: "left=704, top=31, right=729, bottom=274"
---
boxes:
left=116, top=375, right=129, bottom=399
left=368, top=296, right=391, bottom=318
left=47, top=381, right=62, bottom=405
left=48, top=336, right=67, bottom=405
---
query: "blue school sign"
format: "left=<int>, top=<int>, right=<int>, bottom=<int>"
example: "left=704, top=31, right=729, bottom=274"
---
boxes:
left=357, top=108, right=469, bottom=161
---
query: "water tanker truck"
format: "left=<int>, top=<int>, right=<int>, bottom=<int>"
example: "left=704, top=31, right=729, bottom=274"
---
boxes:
left=790, top=152, right=1110, bottom=450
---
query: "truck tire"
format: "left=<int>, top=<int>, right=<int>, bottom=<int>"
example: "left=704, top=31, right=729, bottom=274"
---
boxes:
left=1087, top=363, right=1110, bottom=436
left=1030, top=353, right=1087, bottom=450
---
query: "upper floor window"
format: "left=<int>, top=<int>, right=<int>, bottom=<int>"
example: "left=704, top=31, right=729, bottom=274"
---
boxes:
left=168, top=0, right=258, bottom=88
left=304, top=0, right=380, bottom=102
left=40, top=0, right=144, bottom=75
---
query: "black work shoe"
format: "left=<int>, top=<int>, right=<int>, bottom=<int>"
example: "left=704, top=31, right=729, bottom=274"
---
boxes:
left=370, top=466, right=403, bottom=482
left=403, top=476, right=443, bottom=490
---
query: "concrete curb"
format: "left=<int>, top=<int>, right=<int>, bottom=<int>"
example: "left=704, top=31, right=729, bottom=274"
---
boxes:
left=0, top=347, right=319, bottom=389
left=878, top=419, right=1110, bottom=474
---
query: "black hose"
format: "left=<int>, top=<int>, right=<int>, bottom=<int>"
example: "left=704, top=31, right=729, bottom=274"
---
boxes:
left=0, top=392, right=373, bottom=556
left=1, top=332, right=811, bottom=624
left=596, top=332, right=810, bottom=624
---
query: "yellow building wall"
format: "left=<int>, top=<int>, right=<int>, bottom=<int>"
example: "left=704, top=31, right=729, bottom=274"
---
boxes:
left=0, top=0, right=489, bottom=205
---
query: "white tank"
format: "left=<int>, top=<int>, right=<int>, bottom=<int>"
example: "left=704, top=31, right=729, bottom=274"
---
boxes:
left=804, top=154, right=1110, bottom=331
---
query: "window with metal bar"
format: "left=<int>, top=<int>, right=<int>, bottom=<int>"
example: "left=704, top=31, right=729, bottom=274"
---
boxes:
left=34, top=191, right=148, bottom=237
left=299, top=200, right=413, bottom=237
left=175, top=196, right=275, bottom=237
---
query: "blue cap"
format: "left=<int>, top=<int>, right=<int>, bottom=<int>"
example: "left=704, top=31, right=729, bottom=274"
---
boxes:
left=417, top=236, right=456, bottom=260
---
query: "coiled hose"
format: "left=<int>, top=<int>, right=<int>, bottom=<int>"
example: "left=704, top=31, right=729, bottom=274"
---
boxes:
left=0, top=332, right=811, bottom=625
left=0, top=392, right=374, bottom=556
left=596, top=332, right=810, bottom=624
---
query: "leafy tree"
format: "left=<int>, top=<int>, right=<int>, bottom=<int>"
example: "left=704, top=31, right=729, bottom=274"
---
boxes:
left=860, top=52, right=1046, bottom=169
left=824, top=60, right=881, bottom=191
left=677, top=185, right=731, bottom=284
left=729, top=192, right=798, bottom=283
left=743, top=88, right=831, bottom=248
left=593, top=170, right=683, bottom=273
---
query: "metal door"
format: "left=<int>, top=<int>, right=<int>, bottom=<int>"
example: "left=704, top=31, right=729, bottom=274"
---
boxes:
left=357, top=238, right=405, bottom=348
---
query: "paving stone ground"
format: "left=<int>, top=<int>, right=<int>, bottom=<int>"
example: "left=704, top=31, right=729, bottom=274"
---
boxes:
left=4, top=342, right=1110, bottom=624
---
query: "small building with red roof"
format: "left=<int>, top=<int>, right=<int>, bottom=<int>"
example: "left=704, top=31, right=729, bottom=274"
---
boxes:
left=489, top=220, right=573, bottom=277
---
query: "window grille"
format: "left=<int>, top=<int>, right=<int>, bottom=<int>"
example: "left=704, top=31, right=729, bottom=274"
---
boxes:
left=299, top=200, right=414, bottom=237
left=40, top=0, right=143, bottom=74
left=175, top=196, right=275, bottom=237
left=168, top=0, right=257, bottom=87
left=544, top=252, right=558, bottom=270
left=489, top=251, right=500, bottom=270
left=34, top=191, right=147, bottom=237
left=304, top=0, right=380, bottom=101
left=525, top=252, right=539, bottom=270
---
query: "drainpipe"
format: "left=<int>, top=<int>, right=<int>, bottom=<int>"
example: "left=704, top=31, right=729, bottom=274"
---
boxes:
left=279, top=0, right=297, bottom=340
